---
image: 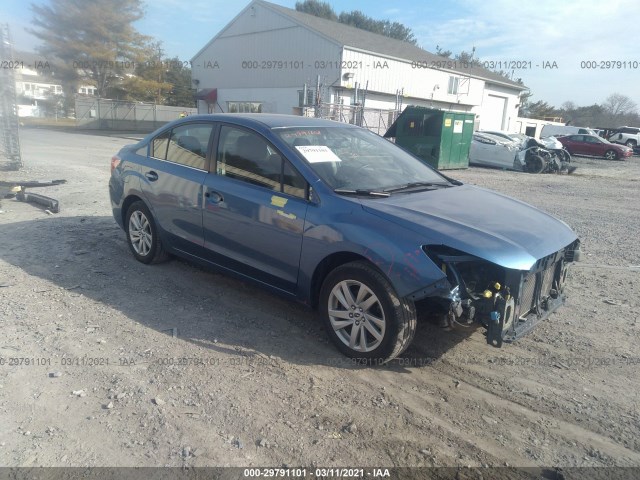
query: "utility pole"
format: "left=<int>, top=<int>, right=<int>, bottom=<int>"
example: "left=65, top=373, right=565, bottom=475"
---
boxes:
left=0, top=23, right=23, bottom=170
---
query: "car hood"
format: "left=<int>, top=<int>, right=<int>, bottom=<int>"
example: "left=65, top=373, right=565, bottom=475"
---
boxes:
left=361, top=184, right=577, bottom=271
left=540, top=136, right=562, bottom=149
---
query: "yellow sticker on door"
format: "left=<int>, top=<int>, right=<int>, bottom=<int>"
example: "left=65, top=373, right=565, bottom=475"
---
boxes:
left=271, top=196, right=288, bottom=208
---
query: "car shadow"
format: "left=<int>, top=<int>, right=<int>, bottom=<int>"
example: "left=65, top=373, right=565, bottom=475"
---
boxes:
left=0, top=214, right=478, bottom=372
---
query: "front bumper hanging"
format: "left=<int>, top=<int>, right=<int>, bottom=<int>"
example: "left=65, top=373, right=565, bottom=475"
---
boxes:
left=0, top=179, right=66, bottom=213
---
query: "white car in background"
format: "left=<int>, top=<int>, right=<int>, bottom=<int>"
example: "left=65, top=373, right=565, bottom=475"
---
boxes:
left=469, top=132, right=521, bottom=169
left=477, top=130, right=525, bottom=147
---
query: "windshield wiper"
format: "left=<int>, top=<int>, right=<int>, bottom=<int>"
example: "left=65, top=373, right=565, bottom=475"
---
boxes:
left=383, top=182, right=451, bottom=193
left=334, top=188, right=390, bottom=197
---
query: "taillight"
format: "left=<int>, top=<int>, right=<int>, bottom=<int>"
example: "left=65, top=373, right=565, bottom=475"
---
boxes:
left=111, top=155, right=121, bottom=173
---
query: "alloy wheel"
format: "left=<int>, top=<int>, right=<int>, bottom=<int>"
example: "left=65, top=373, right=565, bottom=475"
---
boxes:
left=327, top=280, right=386, bottom=352
left=128, top=210, right=153, bottom=256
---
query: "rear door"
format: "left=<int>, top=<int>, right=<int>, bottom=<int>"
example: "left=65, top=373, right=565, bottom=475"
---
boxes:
left=139, top=122, right=214, bottom=253
left=564, top=135, right=585, bottom=155
left=201, top=124, right=309, bottom=293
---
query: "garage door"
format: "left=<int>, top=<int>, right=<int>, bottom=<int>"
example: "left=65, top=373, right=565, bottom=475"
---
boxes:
left=483, top=94, right=507, bottom=130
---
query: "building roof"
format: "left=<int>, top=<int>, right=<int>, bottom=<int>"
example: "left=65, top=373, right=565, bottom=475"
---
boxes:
left=259, top=1, right=525, bottom=90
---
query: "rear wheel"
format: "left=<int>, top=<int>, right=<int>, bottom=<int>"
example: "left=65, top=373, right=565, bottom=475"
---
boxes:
left=125, top=201, right=168, bottom=264
left=625, top=140, right=636, bottom=148
left=604, top=149, right=618, bottom=160
left=319, top=261, right=417, bottom=364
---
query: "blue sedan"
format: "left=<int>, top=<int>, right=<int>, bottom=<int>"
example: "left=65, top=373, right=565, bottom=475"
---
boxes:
left=109, top=114, right=580, bottom=363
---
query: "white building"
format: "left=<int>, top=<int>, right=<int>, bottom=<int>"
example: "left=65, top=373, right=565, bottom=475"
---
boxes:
left=191, top=0, right=527, bottom=131
left=13, top=51, right=98, bottom=117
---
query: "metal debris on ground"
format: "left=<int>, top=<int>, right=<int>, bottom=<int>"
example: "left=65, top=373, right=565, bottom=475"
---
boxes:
left=0, top=179, right=67, bottom=213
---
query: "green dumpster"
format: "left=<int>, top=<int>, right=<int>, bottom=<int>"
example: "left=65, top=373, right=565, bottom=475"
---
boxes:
left=384, top=106, right=475, bottom=170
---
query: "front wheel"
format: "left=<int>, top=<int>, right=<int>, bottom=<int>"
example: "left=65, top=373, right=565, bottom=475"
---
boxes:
left=125, top=201, right=169, bottom=264
left=558, top=149, right=571, bottom=163
left=604, top=149, right=618, bottom=160
left=525, top=154, right=545, bottom=173
left=319, top=261, right=417, bottom=364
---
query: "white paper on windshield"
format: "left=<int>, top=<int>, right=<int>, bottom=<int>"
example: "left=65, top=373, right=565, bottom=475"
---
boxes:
left=295, top=145, right=342, bottom=163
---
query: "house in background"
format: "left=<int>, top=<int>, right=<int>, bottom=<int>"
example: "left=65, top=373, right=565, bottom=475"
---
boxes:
left=14, top=51, right=98, bottom=117
left=191, top=0, right=527, bottom=131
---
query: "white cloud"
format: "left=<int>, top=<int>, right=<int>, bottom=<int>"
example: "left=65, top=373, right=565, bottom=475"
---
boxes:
left=411, top=0, right=639, bottom=107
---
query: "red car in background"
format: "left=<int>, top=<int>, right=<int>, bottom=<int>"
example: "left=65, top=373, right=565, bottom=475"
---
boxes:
left=557, top=134, right=633, bottom=160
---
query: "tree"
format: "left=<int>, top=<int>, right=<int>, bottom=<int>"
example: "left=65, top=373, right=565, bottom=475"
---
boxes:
left=435, top=45, right=452, bottom=57
left=602, top=93, right=637, bottom=116
left=29, top=0, right=149, bottom=103
left=520, top=100, right=556, bottom=119
left=454, top=48, right=481, bottom=66
left=111, top=42, right=172, bottom=103
left=164, top=58, right=195, bottom=107
left=338, top=11, right=417, bottom=44
left=295, top=0, right=337, bottom=20
left=296, top=2, right=417, bottom=44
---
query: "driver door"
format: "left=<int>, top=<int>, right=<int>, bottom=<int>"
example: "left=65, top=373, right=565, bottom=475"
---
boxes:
left=201, top=124, right=309, bottom=293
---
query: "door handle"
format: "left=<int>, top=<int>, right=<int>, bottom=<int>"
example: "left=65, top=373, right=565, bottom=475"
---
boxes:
left=205, top=190, right=223, bottom=203
left=145, top=171, right=158, bottom=182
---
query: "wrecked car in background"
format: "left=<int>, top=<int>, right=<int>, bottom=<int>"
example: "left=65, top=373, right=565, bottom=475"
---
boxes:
left=470, top=132, right=574, bottom=173
left=109, top=114, right=581, bottom=363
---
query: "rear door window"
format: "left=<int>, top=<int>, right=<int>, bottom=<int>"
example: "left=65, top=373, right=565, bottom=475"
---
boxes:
left=150, top=123, right=213, bottom=170
left=166, top=124, right=213, bottom=170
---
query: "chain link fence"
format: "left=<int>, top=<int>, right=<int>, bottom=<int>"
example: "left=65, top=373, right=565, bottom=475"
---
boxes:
left=75, top=97, right=196, bottom=132
left=301, top=103, right=400, bottom=136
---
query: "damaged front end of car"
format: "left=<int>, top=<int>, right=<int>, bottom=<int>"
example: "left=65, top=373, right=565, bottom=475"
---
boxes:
left=421, top=239, right=581, bottom=347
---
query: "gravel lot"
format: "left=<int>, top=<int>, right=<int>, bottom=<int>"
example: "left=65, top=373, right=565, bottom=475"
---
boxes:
left=0, top=128, right=639, bottom=469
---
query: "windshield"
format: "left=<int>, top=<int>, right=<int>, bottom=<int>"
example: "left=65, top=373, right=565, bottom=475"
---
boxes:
left=274, top=126, right=449, bottom=191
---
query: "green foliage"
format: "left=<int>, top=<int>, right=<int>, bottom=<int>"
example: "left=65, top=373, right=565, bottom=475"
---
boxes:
left=29, top=0, right=149, bottom=100
left=28, top=0, right=194, bottom=107
left=521, top=100, right=556, bottom=119
left=295, top=0, right=337, bottom=20
left=164, top=57, right=195, bottom=107
left=521, top=93, right=639, bottom=127
left=435, top=45, right=452, bottom=57
left=296, top=0, right=417, bottom=44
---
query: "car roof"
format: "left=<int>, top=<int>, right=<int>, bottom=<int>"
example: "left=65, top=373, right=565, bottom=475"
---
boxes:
left=174, top=113, right=358, bottom=130
left=474, top=132, right=511, bottom=142
left=478, top=130, right=513, bottom=136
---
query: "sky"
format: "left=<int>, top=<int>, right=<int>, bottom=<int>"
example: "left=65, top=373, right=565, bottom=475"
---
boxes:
left=2, top=0, right=637, bottom=109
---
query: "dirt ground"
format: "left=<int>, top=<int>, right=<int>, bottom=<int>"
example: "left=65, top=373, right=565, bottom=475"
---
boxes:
left=0, top=128, right=639, bottom=469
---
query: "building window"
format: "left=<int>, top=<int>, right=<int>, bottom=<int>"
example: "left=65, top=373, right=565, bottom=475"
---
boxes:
left=447, top=76, right=459, bottom=95
left=227, top=101, right=263, bottom=113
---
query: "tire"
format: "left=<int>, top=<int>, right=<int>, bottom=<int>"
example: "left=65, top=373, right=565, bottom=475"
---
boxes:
left=604, top=149, right=618, bottom=160
left=559, top=149, right=571, bottom=163
left=319, top=261, right=417, bottom=364
left=524, top=154, right=545, bottom=174
left=625, top=140, right=636, bottom=148
left=125, top=201, right=169, bottom=264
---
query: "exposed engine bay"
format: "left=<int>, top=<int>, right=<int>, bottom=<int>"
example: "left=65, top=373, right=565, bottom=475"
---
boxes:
left=423, top=239, right=582, bottom=347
